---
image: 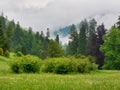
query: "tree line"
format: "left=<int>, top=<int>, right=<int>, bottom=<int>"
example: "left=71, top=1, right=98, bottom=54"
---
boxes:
left=0, top=13, right=63, bottom=59
left=1, top=12, right=120, bottom=70
left=66, top=17, right=120, bottom=70
left=66, top=19, right=106, bottom=69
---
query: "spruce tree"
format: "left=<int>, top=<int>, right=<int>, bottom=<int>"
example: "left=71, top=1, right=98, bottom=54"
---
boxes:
left=116, top=16, right=120, bottom=29
left=78, top=19, right=88, bottom=55
left=55, top=34, right=59, bottom=44
left=96, top=24, right=106, bottom=69
left=0, top=15, right=6, bottom=51
left=87, top=18, right=97, bottom=55
left=48, top=40, right=63, bottom=58
left=5, top=22, right=13, bottom=51
left=68, top=24, right=78, bottom=55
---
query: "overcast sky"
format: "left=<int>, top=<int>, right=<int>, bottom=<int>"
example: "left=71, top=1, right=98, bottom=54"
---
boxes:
left=0, top=0, right=120, bottom=33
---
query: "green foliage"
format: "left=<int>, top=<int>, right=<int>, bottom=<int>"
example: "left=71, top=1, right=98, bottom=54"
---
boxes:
left=87, top=55, right=95, bottom=63
left=48, top=40, right=63, bottom=58
left=91, top=63, right=98, bottom=71
left=4, top=50, right=10, bottom=57
left=8, top=55, right=42, bottom=73
left=15, top=51, right=23, bottom=57
left=77, top=59, right=92, bottom=73
left=55, top=34, right=59, bottom=43
left=78, top=19, right=88, bottom=55
left=87, top=56, right=98, bottom=70
left=101, top=26, right=120, bottom=70
left=116, top=16, right=120, bottom=29
left=74, top=54, right=86, bottom=59
left=0, top=48, right=3, bottom=55
left=41, top=57, right=94, bottom=74
left=68, top=24, right=78, bottom=55
left=41, top=59, right=56, bottom=73
left=54, top=58, right=78, bottom=74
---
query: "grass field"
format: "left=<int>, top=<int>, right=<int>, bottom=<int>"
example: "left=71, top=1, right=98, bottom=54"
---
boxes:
left=0, top=56, right=120, bottom=90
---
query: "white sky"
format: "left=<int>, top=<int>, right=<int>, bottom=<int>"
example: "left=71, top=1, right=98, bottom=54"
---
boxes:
left=0, top=0, right=120, bottom=37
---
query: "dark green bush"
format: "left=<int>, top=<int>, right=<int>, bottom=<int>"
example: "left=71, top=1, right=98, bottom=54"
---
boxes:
left=74, top=54, right=86, bottom=59
left=41, top=57, right=77, bottom=74
left=4, top=50, right=10, bottom=57
left=91, top=63, right=98, bottom=71
left=41, top=59, right=56, bottom=73
left=77, top=59, right=92, bottom=73
left=87, top=56, right=95, bottom=63
left=54, top=62, right=69, bottom=74
left=53, top=58, right=70, bottom=74
left=16, top=51, right=23, bottom=57
left=0, top=48, right=3, bottom=56
left=41, top=57, right=92, bottom=74
left=8, top=55, right=42, bottom=73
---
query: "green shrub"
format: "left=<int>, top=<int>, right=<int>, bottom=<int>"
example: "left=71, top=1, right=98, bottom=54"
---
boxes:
left=77, top=59, right=92, bottom=73
left=0, top=48, right=3, bottom=55
left=87, top=56, right=95, bottom=63
left=41, top=57, right=78, bottom=74
left=41, top=57, right=92, bottom=74
left=8, top=55, right=42, bottom=73
left=4, top=50, right=10, bottom=57
left=54, top=62, right=69, bottom=74
left=53, top=58, right=70, bottom=74
left=74, top=54, right=86, bottom=59
left=41, top=59, right=56, bottom=73
left=16, top=51, right=23, bottom=57
left=91, top=63, right=98, bottom=71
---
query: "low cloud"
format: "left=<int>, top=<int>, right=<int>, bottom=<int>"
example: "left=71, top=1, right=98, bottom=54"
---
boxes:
left=0, top=0, right=120, bottom=41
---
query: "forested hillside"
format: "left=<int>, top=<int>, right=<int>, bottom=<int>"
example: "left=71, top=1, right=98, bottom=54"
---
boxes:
left=0, top=14, right=63, bottom=59
left=1, top=13, right=120, bottom=70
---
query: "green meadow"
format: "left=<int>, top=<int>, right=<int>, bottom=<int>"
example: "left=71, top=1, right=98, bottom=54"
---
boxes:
left=0, top=56, right=120, bottom=90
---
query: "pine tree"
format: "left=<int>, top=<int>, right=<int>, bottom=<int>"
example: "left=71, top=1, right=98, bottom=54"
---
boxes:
left=116, top=16, right=120, bottom=29
left=0, top=16, right=4, bottom=48
left=87, top=18, right=97, bottom=55
left=68, top=24, right=78, bottom=55
left=55, top=34, right=59, bottom=44
left=35, top=31, right=40, bottom=43
left=78, top=19, right=88, bottom=55
left=48, top=40, right=63, bottom=58
left=46, top=28, right=50, bottom=38
left=0, top=15, right=6, bottom=51
left=5, top=22, right=14, bottom=51
left=96, top=24, right=106, bottom=69
left=11, top=22, right=23, bottom=52
left=40, top=31, right=44, bottom=42
left=40, top=29, right=50, bottom=59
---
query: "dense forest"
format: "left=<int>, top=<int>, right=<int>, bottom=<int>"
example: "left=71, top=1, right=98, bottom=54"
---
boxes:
left=0, top=13, right=120, bottom=70
left=0, top=13, right=63, bottom=60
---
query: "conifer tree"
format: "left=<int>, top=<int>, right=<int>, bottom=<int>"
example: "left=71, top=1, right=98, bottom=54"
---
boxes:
left=78, top=19, right=88, bottom=55
left=55, top=34, right=59, bottom=44
left=96, top=24, right=106, bottom=69
left=68, top=24, right=78, bottom=55
left=48, top=40, right=63, bottom=58
left=0, top=15, right=6, bottom=51
left=116, top=16, right=120, bottom=29
left=87, top=18, right=97, bottom=55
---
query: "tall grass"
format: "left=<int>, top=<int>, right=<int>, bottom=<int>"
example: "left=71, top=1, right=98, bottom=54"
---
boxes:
left=0, top=56, right=10, bottom=74
left=0, top=71, right=120, bottom=90
left=0, top=55, right=120, bottom=90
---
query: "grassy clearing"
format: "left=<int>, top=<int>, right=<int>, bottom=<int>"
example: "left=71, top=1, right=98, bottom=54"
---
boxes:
left=0, top=56, right=10, bottom=74
left=0, top=71, right=120, bottom=90
left=0, top=56, right=120, bottom=90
